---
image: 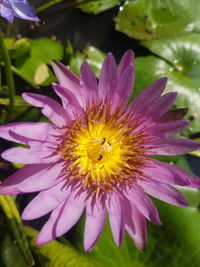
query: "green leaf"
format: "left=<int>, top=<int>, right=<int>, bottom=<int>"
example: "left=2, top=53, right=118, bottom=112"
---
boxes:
left=116, top=0, right=200, bottom=40
left=72, top=203, right=200, bottom=266
left=31, top=38, right=63, bottom=64
left=84, top=46, right=106, bottom=76
left=69, top=46, right=105, bottom=76
left=1, top=233, right=27, bottom=267
left=24, top=226, right=103, bottom=267
left=0, top=196, right=34, bottom=265
left=9, top=38, right=31, bottom=59
left=69, top=50, right=85, bottom=75
left=15, top=38, right=64, bottom=85
left=134, top=53, right=200, bottom=135
left=76, top=0, right=119, bottom=14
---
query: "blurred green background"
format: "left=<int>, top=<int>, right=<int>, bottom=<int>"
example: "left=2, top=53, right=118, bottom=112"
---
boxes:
left=0, top=0, right=200, bottom=266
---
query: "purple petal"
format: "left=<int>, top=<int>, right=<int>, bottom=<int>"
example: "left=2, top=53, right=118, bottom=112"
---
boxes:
left=148, top=137, right=200, bottom=155
left=137, top=180, right=188, bottom=207
left=142, top=159, right=191, bottom=186
left=158, top=108, right=188, bottom=123
left=51, top=61, right=83, bottom=106
left=106, top=193, right=124, bottom=247
left=1, top=142, right=59, bottom=164
left=148, top=92, right=177, bottom=121
left=117, top=50, right=134, bottom=103
left=36, top=190, right=86, bottom=245
left=132, top=77, right=167, bottom=110
left=149, top=120, right=189, bottom=138
left=0, top=2, right=14, bottom=22
left=36, top=200, right=65, bottom=245
left=84, top=198, right=106, bottom=252
left=80, top=61, right=98, bottom=105
left=146, top=160, right=200, bottom=188
left=124, top=201, right=147, bottom=251
left=0, top=122, right=58, bottom=145
left=22, top=93, right=70, bottom=127
left=22, top=180, right=69, bottom=220
left=52, top=83, right=84, bottom=117
left=98, top=53, right=117, bottom=99
left=11, top=3, right=39, bottom=21
left=0, top=162, right=65, bottom=194
left=125, top=184, right=161, bottom=225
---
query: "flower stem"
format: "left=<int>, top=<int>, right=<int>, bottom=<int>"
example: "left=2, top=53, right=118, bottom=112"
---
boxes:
left=0, top=32, right=15, bottom=119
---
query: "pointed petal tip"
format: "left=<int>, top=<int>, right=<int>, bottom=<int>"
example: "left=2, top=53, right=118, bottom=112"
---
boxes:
left=133, top=239, right=147, bottom=252
left=84, top=242, right=95, bottom=253
left=21, top=208, right=34, bottom=221
left=35, top=237, right=46, bottom=246
left=51, top=60, right=63, bottom=69
left=154, top=76, right=168, bottom=88
left=123, top=49, right=135, bottom=60
left=36, top=233, right=52, bottom=246
left=0, top=185, right=19, bottom=195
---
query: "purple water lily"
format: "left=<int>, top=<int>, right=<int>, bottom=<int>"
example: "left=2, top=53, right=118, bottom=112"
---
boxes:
left=0, top=50, right=200, bottom=251
left=0, top=0, right=39, bottom=22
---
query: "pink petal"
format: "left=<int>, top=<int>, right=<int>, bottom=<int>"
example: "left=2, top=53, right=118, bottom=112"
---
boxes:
left=117, top=50, right=134, bottom=103
left=149, top=120, right=189, bottom=138
left=22, top=180, right=69, bottom=220
left=1, top=143, right=59, bottom=164
left=80, top=61, right=98, bottom=105
left=125, top=184, right=161, bottom=225
left=137, top=180, right=188, bottom=207
left=98, top=53, right=117, bottom=99
left=51, top=61, right=83, bottom=106
left=142, top=159, right=191, bottom=186
left=36, top=190, right=86, bottom=245
left=106, top=193, right=124, bottom=247
left=0, top=122, right=57, bottom=145
left=84, top=197, right=106, bottom=252
left=36, top=201, right=65, bottom=245
left=52, top=83, right=84, bottom=117
left=124, top=201, right=147, bottom=251
left=132, top=77, right=167, bottom=110
left=148, top=137, right=200, bottom=155
left=0, top=162, right=65, bottom=194
left=22, top=93, right=70, bottom=127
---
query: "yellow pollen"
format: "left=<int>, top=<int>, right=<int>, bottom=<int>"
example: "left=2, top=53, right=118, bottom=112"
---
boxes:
left=59, top=103, right=147, bottom=194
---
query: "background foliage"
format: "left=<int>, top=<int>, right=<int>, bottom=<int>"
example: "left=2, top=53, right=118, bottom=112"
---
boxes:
left=0, top=0, right=200, bottom=266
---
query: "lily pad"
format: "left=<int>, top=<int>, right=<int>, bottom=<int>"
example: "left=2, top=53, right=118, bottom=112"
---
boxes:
left=76, top=0, right=119, bottom=14
left=24, top=226, right=103, bottom=267
left=15, top=38, right=64, bottom=86
left=116, top=0, right=200, bottom=40
left=70, top=201, right=200, bottom=267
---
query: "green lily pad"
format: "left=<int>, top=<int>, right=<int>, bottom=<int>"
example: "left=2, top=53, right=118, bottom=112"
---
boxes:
left=70, top=200, right=200, bottom=267
left=116, top=0, right=200, bottom=40
left=9, top=38, right=31, bottom=59
left=15, top=38, right=64, bottom=86
left=69, top=46, right=105, bottom=76
left=76, top=0, right=119, bottom=14
left=24, top=226, right=103, bottom=267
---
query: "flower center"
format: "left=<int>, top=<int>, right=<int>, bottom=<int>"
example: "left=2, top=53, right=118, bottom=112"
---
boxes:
left=59, top=103, right=148, bottom=194
left=87, top=138, right=113, bottom=163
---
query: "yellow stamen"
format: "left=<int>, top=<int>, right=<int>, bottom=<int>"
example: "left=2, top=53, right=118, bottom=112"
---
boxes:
left=59, top=102, right=147, bottom=194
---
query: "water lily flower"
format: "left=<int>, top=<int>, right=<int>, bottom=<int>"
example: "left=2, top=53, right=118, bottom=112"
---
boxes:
left=0, top=50, right=200, bottom=251
left=0, top=0, right=39, bottom=22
